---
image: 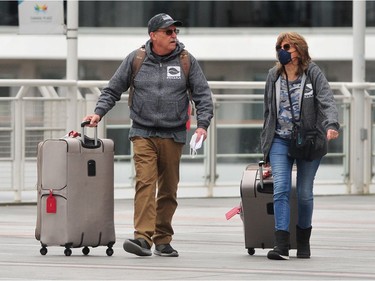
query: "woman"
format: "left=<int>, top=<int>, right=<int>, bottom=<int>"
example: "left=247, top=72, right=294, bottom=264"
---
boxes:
left=260, top=32, right=340, bottom=260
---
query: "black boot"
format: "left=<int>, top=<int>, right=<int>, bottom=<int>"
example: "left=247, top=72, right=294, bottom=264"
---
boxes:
left=296, top=225, right=312, bottom=258
left=267, top=230, right=290, bottom=260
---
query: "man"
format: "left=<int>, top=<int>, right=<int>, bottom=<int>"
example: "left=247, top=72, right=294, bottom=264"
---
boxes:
left=83, top=13, right=214, bottom=257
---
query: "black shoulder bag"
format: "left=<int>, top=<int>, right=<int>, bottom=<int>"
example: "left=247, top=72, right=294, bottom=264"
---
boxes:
left=286, top=72, right=319, bottom=162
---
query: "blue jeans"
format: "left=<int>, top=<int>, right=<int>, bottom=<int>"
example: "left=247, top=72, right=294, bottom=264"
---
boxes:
left=269, top=136, right=321, bottom=231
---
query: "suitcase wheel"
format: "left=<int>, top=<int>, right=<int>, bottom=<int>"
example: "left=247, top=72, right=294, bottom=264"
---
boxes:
left=106, top=247, right=114, bottom=256
left=40, top=246, right=47, bottom=256
left=82, top=246, right=90, bottom=255
left=64, top=248, right=72, bottom=256
left=247, top=248, right=255, bottom=255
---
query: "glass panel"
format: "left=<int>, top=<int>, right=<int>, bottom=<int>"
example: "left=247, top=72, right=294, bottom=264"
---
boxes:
left=5, top=1, right=373, bottom=28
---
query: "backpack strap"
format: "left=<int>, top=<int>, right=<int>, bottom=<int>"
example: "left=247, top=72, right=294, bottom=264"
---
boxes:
left=180, top=49, right=190, bottom=80
left=179, top=49, right=194, bottom=116
left=128, top=45, right=146, bottom=107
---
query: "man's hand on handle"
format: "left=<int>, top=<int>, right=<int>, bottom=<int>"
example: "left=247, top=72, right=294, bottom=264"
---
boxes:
left=82, top=114, right=101, bottom=127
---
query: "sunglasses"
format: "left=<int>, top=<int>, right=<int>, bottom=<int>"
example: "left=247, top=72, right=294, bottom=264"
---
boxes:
left=159, top=29, right=180, bottom=36
left=276, top=43, right=291, bottom=51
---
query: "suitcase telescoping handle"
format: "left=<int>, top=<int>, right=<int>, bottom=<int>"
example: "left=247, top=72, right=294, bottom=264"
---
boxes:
left=81, top=120, right=98, bottom=147
left=258, top=160, right=265, bottom=189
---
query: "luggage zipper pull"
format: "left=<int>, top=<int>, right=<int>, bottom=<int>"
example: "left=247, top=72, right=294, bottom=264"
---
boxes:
left=46, top=189, right=57, bottom=214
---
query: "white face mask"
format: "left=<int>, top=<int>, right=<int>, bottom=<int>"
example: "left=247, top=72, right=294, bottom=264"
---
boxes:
left=189, top=133, right=203, bottom=158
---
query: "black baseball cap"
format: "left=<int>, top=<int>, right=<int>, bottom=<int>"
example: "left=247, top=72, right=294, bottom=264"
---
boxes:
left=148, top=13, right=182, bottom=34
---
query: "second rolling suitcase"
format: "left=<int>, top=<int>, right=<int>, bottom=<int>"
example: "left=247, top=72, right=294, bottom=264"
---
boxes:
left=240, top=161, right=297, bottom=255
left=35, top=122, right=116, bottom=256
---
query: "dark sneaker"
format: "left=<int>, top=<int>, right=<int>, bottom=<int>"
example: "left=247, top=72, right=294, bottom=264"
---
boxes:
left=154, top=244, right=179, bottom=257
left=123, top=238, right=152, bottom=256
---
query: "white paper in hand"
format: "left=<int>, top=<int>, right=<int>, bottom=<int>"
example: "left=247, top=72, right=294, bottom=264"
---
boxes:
left=189, top=133, right=204, bottom=158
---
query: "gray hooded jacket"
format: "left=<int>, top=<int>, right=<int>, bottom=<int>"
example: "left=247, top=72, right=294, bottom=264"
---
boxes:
left=260, top=62, right=340, bottom=161
left=94, top=40, right=213, bottom=143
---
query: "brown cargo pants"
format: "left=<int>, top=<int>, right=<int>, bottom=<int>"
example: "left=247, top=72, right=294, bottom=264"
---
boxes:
left=131, top=137, right=184, bottom=246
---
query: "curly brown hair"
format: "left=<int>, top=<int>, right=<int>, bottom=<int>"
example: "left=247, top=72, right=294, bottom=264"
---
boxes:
left=276, top=32, right=311, bottom=76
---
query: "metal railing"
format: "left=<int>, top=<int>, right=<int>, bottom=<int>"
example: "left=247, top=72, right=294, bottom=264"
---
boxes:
left=0, top=79, right=374, bottom=203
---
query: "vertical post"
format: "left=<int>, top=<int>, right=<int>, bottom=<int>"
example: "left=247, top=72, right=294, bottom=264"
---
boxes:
left=13, top=95, right=23, bottom=202
left=13, top=86, right=29, bottom=202
left=207, top=95, right=217, bottom=197
left=66, top=0, right=79, bottom=130
left=350, top=0, right=366, bottom=194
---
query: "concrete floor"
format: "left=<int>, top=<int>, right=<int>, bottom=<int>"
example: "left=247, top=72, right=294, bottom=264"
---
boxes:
left=0, top=195, right=374, bottom=280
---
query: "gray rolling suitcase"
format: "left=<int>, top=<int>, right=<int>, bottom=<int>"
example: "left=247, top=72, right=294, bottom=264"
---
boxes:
left=35, top=122, right=116, bottom=256
left=240, top=161, right=297, bottom=255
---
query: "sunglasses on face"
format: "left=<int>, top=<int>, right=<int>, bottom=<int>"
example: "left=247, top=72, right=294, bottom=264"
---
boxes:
left=159, top=28, right=180, bottom=36
left=276, top=43, right=291, bottom=51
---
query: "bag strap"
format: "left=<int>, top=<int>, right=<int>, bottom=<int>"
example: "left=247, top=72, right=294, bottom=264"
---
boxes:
left=285, top=67, right=318, bottom=131
left=285, top=70, right=298, bottom=126
left=284, top=68, right=308, bottom=126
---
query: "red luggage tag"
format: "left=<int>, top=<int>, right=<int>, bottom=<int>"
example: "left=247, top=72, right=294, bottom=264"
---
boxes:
left=46, top=189, right=57, bottom=213
left=225, top=206, right=241, bottom=220
left=68, top=130, right=80, bottom=138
